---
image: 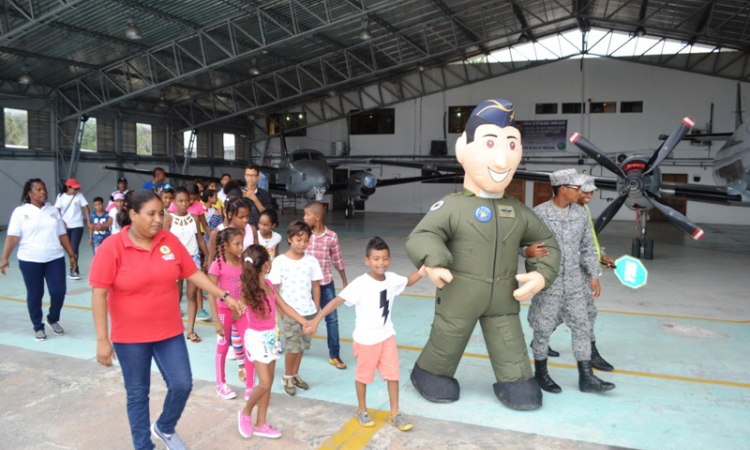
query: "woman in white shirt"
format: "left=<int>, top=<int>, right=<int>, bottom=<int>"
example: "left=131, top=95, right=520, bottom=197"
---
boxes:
left=1, top=179, right=78, bottom=341
left=54, top=177, right=91, bottom=280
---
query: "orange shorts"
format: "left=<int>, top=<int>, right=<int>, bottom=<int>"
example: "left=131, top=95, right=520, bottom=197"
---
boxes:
left=353, top=335, right=400, bottom=384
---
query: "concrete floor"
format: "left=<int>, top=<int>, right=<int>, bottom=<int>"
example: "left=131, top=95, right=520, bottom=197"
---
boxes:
left=1, top=212, right=748, bottom=450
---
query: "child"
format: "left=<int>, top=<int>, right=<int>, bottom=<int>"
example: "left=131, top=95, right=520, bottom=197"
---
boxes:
left=165, top=186, right=210, bottom=343
left=54, top=177, right=90, bottom=280
left=109, top=193, right=125, bottom=235
left=257, top=209, right=281, bottom=259
left=308, top=237, right=425, bottom=431
left=207, top=228, right=253, bottom=400
left=88, top=197, right=111, bottom=255
left=160, top=185, right=175, bottom=214
left=237, top=245, right=311, bottom=439
left=267, top=220, right=323, bottom=396
left=202, top=188, right=224, bottom=233
left=303, top=201, right=349, bottom=369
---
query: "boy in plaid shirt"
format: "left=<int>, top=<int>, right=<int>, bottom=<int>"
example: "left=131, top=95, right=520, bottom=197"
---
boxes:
left=303, top=201, right=349, bottom=369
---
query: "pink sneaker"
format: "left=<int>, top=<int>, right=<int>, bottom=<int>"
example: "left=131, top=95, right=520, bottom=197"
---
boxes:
left=216, top=383, right=237, bottom=400
left=238, top=409, right=253, bottom=438
left=253, top=423, right=281, bottom=439
left=244, top=387, right=253, bottom=401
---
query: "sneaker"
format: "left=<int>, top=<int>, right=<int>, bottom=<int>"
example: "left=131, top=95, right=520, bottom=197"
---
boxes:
left=281, top=377, right=296, bottom=396
left=292, top=375, right=309, bottom=390
left=227, top=351, right=237, bottom=360
left=217, top=383, right=237, bottom=400
left=356, top=410, right=374, bottom=427
left=151, top=422, right=187, bottom=450
left=67, top=272, right=80, bottom=280
left=238, top=409, right=253, bottom=438
left=244, top=387, right=253, bottom=401
left=35, top=329, right=46, bottom=341
left=196, top=309, right=212, bottom=322
left=253, top=423, right=281, bottom=439
left=388, top=413, right=413, bottom=431
left=46, top=320, right=64, bottom=336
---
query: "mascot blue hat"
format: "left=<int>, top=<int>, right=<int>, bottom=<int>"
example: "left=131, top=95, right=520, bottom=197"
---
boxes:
left=465, top=98, right=517, bottom=144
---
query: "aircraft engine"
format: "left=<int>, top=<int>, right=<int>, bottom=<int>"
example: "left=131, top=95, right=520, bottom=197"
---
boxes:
left=347, top=171, right=378, bottom=199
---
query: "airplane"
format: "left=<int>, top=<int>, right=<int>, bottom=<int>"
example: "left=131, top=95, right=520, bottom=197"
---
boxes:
left=105, top=131, right=455, bottom=219
left=370, top=116, right=750, bottom=260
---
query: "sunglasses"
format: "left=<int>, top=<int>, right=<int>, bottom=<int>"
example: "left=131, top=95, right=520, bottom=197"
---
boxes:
left=563, top=185, right=581, bottom=190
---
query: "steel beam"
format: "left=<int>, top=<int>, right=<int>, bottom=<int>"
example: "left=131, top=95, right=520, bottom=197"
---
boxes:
left=0, top=0, right=87, bottom=44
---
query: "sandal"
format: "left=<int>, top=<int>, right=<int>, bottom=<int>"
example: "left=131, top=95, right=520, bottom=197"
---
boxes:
left=238, top=367, right=246, bottom=383
left=187, top=331, right=202, bottom=343
left=329, top=357, right=347, bottom=370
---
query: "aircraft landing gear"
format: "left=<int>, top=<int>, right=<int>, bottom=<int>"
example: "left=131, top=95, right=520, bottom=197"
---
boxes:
left=631, top=238, right=641, bottom=258
left=643, top=238, right=654, bottom=260
left=344, top=202, right=354, bottom=220
left=632, top=209, right=654, bottom=260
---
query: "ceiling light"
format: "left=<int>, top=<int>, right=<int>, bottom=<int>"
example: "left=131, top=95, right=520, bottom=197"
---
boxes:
left=359, top=17, right=371, bottom=40
left=125, top=20, right=142, bottom=40
left=157, top=90, right=167, bottom=108
left=249, top=58, right=260, bottom=76
left=18, top=70, right=33, bottom=85
left=418, top=64, right=425, bottom=72
left=634, top=26, right=646, bottom=38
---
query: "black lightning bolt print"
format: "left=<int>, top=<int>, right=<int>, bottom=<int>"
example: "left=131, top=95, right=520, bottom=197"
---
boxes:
left=379, top=289, right=389, bottom=325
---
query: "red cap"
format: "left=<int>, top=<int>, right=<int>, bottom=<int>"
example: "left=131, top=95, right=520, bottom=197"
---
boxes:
left=65, top=178, right=82, bottom=189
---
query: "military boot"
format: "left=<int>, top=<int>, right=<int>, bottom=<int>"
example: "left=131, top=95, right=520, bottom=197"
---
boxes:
left=577, top=361, right=616, bottom=392
left=534, top=359, right=561, bottom=393
left=591, top=341, right=614, bottom=372
left=529, top=343, right=560, bottom=358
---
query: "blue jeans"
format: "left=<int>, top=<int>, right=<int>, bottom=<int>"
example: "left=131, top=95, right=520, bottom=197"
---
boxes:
left=113, top=334, right=193, bottom=450
left=18, top=257, right=66, bottom=332
left=320, top=281, right=340, bottom=359
left=92, top=235, right=108, bottom=255
left=66, top=226, right=84, bottom=273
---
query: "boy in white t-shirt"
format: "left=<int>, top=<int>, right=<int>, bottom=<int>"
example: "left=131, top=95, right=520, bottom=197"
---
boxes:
left=267, top=220, right=323, bottom=396
left=308, top=237, right=425, bottom=432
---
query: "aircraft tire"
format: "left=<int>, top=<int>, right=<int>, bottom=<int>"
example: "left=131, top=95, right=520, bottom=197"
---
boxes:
left=631, top=238, right=641, bottom=258
left=345, top=204, right=354, bottom=220
left=643, top=238, right=654, bottom=260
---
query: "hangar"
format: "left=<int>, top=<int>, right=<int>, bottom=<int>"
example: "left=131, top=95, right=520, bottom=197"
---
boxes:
left=1, top=1, right=749, bottom=449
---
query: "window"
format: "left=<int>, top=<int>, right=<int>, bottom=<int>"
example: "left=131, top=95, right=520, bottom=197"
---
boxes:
left=448, top=106, right=475, bottom=133
left=136, top=123, right=152, bottom=155
left=81, top=118, right=97, bottom=152
left=184, top=130, right=197, bottom=158
left=268, top=113, right=306, bottom=137
left=349, top=109, right=395, bottom=135
left=4, top=108, right=28, bottom=148
left=621, top=101, right=643, bottom=113
left=535, top=103, right=558, bottom=115
left=562, top=103, right=585, bottom=114
left=590, top=102, right=616, bottom=113
left=223, top=133, right=235, bottom=161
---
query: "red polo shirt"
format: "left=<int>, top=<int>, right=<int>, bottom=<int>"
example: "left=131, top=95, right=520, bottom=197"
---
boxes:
left=89, top=226, right=197, bottom=343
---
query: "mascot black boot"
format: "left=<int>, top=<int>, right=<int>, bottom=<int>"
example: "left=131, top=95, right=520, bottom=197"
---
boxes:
left=411, top=363, right=460, bottom=403
left=493, top=379, right=543, bottom=410
left=591, top=341, right=614, bottom=372
left=578, top=361, right=616, bottom=392
left=534, top=359, right=562, bottom=393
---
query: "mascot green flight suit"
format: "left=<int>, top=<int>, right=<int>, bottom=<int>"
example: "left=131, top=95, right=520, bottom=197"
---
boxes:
left=406, top=99, right=561, bottom=410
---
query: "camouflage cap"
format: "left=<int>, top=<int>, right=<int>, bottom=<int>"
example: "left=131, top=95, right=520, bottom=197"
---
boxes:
left=579, top=174, right=597, bottom=192
left=549, top=168, right=578, bottom=186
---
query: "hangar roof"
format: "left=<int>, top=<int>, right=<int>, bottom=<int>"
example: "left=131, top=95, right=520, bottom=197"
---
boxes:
left=1, top=0, right=748, bottom=130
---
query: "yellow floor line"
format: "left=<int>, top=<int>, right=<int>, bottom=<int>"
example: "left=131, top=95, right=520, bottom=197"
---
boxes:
left=3, top=295, right=749, bottom=388
left=317, top=410, right=390, bottom=450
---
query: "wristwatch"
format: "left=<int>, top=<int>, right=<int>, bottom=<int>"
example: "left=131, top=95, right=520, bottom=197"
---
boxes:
left=221, top=291, right=230, bottom=301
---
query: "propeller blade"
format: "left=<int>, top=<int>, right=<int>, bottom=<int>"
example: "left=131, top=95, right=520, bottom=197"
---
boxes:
left=594, top=193, right=628, bottom=234
left=569, top=133, right=627, bottom=178
left=643, top=117, right=695, bottom=175
left=645, top=192, right=705, bottom=240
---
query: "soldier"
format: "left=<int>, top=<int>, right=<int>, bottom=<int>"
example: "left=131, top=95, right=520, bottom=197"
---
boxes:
left=576, top=174, right=615, bottom=371
left=406, top=98, right=561, bottom=410
left=528, top=169, right=615, bottom=394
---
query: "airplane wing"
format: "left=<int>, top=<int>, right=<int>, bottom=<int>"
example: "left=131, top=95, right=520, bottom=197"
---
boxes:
left=660, top=132, right=734, bottom=142
left=660, top=182, right=744, bottom=205
left=328, top=173, right=458, bottom=192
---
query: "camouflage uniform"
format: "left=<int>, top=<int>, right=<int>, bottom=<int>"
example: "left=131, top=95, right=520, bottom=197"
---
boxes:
left=528, top=200, right=599, bottom=361
left=581, top=204, right=600, bottom=339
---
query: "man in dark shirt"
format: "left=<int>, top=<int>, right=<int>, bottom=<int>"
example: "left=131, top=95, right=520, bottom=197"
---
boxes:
left=243, top=164, right=271, bottom=226
left=142, top=167, right=166, bottom=192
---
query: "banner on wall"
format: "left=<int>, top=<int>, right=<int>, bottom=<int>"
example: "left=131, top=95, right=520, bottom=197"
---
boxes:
left=516, top=120, right=568, bottom=152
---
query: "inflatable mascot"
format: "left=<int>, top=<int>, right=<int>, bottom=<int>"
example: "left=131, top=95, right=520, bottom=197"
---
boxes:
left=406, top=99, right=561, bottom=410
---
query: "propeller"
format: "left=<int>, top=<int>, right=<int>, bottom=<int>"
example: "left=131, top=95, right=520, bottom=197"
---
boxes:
left=644, top=191, right=705, bottom=240
left=569, top=133, right=627, bottom=178
left=643, top=117, right=694, bottom=175
left=594, top=193, right=628, bottom=234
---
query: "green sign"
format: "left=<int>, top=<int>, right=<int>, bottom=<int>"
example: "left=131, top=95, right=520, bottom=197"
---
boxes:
left=614, top=255, right=648, bottom=289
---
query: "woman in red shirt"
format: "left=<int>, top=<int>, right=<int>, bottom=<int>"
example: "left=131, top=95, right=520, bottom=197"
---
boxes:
left=90, top=190, right=241, bottom=450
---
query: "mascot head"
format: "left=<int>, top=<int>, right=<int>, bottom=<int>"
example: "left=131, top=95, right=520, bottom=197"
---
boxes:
left=455, top=99, right=523, bottom=197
